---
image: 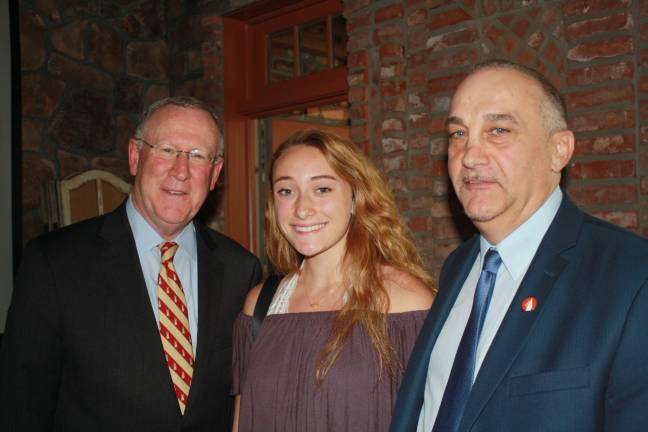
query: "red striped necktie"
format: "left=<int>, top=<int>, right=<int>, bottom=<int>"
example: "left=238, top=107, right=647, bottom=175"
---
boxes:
left=157, top=242, right=194, bottom=415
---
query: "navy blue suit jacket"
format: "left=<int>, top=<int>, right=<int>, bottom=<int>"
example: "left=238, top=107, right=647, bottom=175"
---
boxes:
left=391, top=197, right=648, bottom=432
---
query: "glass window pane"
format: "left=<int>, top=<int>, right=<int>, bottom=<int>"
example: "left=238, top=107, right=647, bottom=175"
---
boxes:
left=299, top=18, right=328, bottom=76
left=331, top=14, right=347, bottom=67
left=268, top=28, right=295, bottom=83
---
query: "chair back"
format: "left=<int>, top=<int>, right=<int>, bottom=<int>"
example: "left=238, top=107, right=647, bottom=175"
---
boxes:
left=42, top=170, right=131, bottom=230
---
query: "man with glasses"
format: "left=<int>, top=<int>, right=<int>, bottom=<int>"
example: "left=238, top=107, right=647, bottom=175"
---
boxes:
left=0, top=97, right=262, bottom=431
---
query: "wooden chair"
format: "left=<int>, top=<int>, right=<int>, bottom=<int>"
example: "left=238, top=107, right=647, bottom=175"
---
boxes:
left=42, top=170, right=132, bottom=231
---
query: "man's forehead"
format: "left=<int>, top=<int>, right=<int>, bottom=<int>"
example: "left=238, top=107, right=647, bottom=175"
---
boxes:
left=465, top=68, right=542, bottom=98
left=144, top=106, right=220, bottom=138
left=448, top=69, right=541, bottom=121
left=464, top=66, right=537, bottom=85
left=446, top=112, right=518, bottom=127
left=150, top=105, right=216, bottom=125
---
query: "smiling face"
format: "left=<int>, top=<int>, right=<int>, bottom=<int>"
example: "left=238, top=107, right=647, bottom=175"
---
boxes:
left=447, top=67, right=573, bottom=244
left=271, top=144, right=354, bottom=261
left=128, top=105, right=223, bottom=240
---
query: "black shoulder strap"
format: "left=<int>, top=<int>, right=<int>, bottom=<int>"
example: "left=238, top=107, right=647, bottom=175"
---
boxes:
left=252, top=274, right=281, bottom=338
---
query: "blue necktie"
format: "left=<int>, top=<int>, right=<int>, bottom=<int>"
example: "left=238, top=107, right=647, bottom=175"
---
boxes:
left=432, top=248, right=502, bottom=432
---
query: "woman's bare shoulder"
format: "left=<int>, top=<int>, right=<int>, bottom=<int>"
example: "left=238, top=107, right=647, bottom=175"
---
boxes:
left=383, top=267, right=434, bottom=313
left=242, top=282, right=263, bottom=316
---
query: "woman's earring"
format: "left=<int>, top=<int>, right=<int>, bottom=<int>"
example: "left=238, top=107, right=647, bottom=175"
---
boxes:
left=350, top=201, right=356, bottom=215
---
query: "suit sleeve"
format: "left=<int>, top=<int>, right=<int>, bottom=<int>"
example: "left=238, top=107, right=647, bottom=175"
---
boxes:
left=605, top=277, right=648, bottom=431
left=249, top=258, right=262, bottom=289
left=0, top=240, right=63, bottom=431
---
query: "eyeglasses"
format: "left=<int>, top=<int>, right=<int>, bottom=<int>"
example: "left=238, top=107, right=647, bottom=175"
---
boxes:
left=135, top=138, right=221, bottom=166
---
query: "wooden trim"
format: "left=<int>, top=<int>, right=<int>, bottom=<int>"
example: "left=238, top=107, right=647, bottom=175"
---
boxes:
left=326, top=15, right=333, bottom=69
left=292, top=24, right=299, bottom=79
left=240, top=67, right=347, bottom=117
left=223, top=17, right=253, bottom=249
left=246, top=119, right=259, bottom=255
left=224, top=0, right=329, bottom=24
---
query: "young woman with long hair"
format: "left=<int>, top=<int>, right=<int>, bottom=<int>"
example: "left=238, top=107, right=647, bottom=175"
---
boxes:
left=232, top=130, right=435, bottom=432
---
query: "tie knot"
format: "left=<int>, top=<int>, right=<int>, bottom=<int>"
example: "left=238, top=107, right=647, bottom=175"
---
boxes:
left=160, top=242, right=178, bottom=262
left=482, top=248, right=502, bottom=274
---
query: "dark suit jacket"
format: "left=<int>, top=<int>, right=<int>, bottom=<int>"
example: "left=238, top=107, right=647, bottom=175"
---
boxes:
left=0, top=204, right=262, bottom=432
left=391, top=197, right=648, bottom=432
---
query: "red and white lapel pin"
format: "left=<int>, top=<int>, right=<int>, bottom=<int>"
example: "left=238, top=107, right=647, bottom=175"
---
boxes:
left=521, top=296, right=538, bottom=312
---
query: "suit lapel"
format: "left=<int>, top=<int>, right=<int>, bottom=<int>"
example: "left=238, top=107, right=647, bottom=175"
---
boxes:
left=98, top=205, right=175, bottom=393
left=460, top=198, right=583, bottom=431
left=391, top=237, right=480, bottom=431
left=183, top=224, right=225, bottom=415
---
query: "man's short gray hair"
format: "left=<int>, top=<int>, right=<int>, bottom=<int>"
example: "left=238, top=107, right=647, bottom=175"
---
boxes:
left=135, top=96, right=223, bottom=157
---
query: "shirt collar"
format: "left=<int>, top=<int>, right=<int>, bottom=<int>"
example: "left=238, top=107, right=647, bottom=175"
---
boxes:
left=479, top=187, right=563, bottom=282
left=126, top=195, right=197, bottom=259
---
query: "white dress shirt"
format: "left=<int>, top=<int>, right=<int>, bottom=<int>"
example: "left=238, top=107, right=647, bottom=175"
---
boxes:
left=126, top=196, right=199, bottom=355
left=417, top=187, right=563, bottom=431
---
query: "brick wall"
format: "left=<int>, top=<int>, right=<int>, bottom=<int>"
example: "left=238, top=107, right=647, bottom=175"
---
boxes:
left=19, top=0, right=221, bottom=243
left=344, top=0, right=648, bottom=276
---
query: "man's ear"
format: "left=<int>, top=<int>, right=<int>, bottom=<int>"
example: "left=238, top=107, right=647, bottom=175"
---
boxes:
left=208, top=157, right=224, bottom=191
left=128, top=138, right=141, bottom=177
left=550, top=130, right=575, bottom=173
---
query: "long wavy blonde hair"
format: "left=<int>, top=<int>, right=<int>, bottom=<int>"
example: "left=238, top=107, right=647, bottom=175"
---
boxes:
left=265, top=129, right=435, bottom=381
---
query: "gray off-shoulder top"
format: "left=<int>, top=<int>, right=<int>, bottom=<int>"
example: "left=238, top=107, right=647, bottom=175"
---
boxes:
left=232, top=302, right=428, bottom=432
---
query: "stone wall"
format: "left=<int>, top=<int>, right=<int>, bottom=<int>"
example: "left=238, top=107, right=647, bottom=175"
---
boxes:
left=343, top=0, right=648, bottom=275
left=19, top=0, right=221, bottom=243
